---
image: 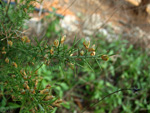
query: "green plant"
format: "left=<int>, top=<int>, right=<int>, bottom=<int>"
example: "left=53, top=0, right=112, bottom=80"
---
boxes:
left=0, top=1, right=110, bottom=112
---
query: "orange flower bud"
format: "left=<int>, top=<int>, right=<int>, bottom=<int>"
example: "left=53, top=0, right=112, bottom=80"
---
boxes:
left=101, top=55, right=109, bottom=61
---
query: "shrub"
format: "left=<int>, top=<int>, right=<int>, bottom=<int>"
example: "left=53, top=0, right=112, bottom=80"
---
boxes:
left=0, top=1, right=108, bottom=112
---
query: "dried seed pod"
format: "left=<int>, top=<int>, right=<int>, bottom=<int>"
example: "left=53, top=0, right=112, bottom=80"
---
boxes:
left=31, top=62, right=34, bottom=65
left=21, top=89, right=26, bottom=95
left=34, top=80, right=38, bottom=89
left=101, top=55, right=109, bottom=61
left=46, top=84, right=51, bottom=89
left=48, top=105, right=54, bottom=109
left=30, top=88, right=35, bottom=94
left=2, top=47, right=5, bottom=51
left=55, top=99, right=63, bottom=103
left=23, top=75, right=28, bottom=79
left=12, top=75, right=16, bottom=78
left=2, top=51, right=6, bottom=54
left=53, top=103, right=61, bottom=107
left=44, top=54, right=48, bottom=59
left=50, top=47, right=54, bottom=55
left=40, top=89, right=49, bottom=94
left=21, top=36, right=27, bottom=42
left=23, top=82, right=29, bottom=89
left=44, top=95, right=54, bottom=101
left=12, top=62, right=17, bottom=68
left=26, top=38, right=30, bottom=43
left=88, top=44, right=95, bottom=52
left=90, top=51, right=95, bottom=56
left=54, top=39, right=59, bottom=47
left=83, top=38, right=90, bottom=49
left=45, top=60, right=50, bottom=66
left=68, top=63, right=74, bottom=70
left=61, top=35, right=66, bottom=44
left=8, top=40, right=13, bottom=46
left=21, top=36, right=30, bottom=43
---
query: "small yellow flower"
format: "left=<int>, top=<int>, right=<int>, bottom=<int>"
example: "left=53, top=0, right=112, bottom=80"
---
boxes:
left=54, top=39, right=59, bottom=47
left=5, top=57, right=9, bottom=63
left=101, top=55, right=109, bottom=61
left=61, top=35, right=66, bottom=44
left=70, top=54, right=73, bottom=56
left=80, top=50, right=84, bottom=56
left=8, top=40, right=13, bottom=46
left=12, top=62, right=17, bottom=68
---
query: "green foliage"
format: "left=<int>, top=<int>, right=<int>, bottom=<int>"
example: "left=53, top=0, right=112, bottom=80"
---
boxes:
left=0, top=0, right=149, bottom=113
left=0, top=1, right=108, bottom=113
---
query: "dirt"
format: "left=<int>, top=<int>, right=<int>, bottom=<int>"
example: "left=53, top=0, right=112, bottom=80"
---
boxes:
left=65, top=0, right=150, bottom=32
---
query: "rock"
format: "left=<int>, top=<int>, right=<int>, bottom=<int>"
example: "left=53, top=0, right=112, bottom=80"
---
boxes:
left=60, top=15, right=79, bottom=32
left=83, top=13, right=103, bottom=30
